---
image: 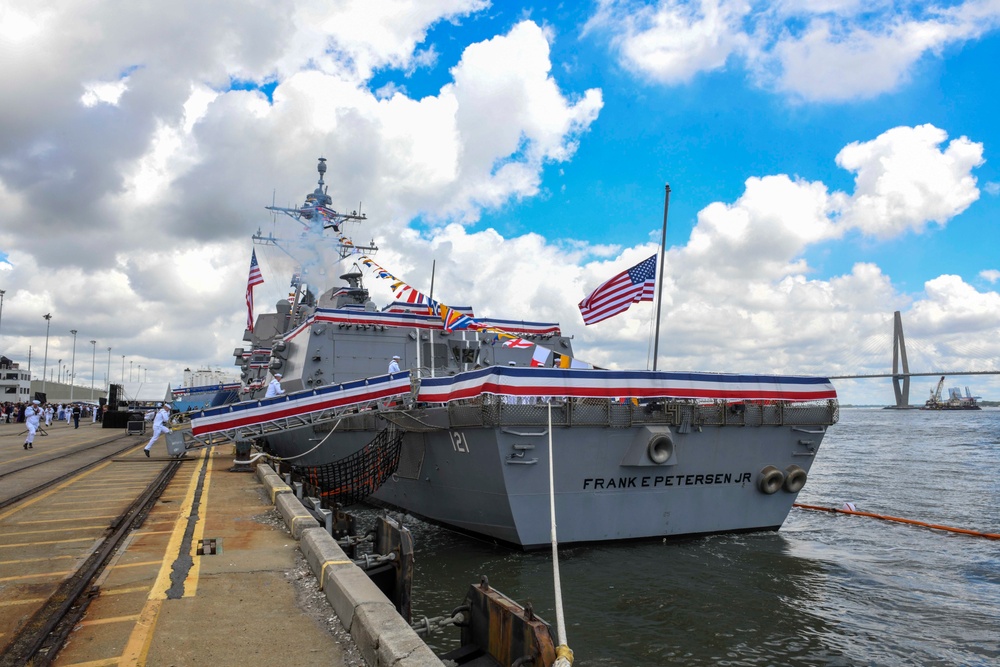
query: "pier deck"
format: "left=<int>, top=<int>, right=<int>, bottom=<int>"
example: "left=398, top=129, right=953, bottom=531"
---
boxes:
left=0, top=418, right=361, bottom=666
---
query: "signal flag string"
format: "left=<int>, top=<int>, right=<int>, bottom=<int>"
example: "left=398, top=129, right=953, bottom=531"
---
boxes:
left=794, top=503, right=1000, bottom=540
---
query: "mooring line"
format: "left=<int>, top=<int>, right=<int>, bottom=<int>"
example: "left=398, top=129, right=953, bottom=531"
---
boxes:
left=793, top=503, right=1000, bottom=540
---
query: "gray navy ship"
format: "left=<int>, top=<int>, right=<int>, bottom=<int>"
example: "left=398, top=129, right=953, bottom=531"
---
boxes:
left=192, top=158, right=840, bottom=549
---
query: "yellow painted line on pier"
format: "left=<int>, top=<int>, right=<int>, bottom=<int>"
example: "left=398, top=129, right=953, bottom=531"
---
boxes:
left=182, top=448, right=214, bottom=598
left=0, top=596, right=46, bottom=608
left=318, top=560, right=354, bottom=590
left=100, top=585, right=149, bottom=596
left=77, top=613, right=141, bottom=628
left=40, top=500, right=126, bottom=509
left=0, top=569, right=72, bottom=583
left=1, top=524, right=109, bottom=538
left=62, top=656, right=121, bottom=667
left=110, top=559, right=161, bottom=570
left=0, top=554, right=75, bottom=566
left=0, top=537, right=95, bottom=549
left=119, top=450, right=210, bottom=664
left=13, top=515, right=119, bottom=525
left=120, top=596, right=162, bottom=665
left=150, top=449, right=208, bottom=601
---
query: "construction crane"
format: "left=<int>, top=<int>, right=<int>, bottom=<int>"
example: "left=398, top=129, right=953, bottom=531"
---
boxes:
left=931, top=376, right=946, bottom=402
left=923, top=376, right=947, bottom=408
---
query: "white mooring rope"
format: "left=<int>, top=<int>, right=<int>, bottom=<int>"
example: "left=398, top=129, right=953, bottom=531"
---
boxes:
left=548, top=402, right=574, bottom=666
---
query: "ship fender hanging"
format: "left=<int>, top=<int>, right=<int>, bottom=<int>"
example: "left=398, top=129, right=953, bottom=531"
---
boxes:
left=757, top=466, right=785, bottom=494
left=647, top=433, right=674, bottom=465
left=783, top=465, right=807, bottom=493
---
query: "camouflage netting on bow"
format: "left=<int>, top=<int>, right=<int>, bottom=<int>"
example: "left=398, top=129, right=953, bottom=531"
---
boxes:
left=292, top=425, right=403, bottom=506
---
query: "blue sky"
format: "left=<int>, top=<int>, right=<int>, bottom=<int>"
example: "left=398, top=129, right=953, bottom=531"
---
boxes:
left=1, top=0, right=999, bottom=405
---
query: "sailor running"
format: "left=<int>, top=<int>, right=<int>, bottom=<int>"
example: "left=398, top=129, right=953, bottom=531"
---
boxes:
left=24, top=399, right=42, bottom=449
left=144, top=403, right=172, bottom=458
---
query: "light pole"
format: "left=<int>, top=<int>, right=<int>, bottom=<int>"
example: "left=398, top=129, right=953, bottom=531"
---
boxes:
left=121, top=355, right=125, bottom=383
left=106, top=347, right=111, bottom=389
left=70, top=329, right=78, bottom=402
left=129, top=360, right=133, bottom=382
left=90, top=340, right=96, bottom=400
left=0, top=289, right=6, bottom=341
left=42, top=313, right=52, bottom=393
left=58, top=358, right=62, bottom=383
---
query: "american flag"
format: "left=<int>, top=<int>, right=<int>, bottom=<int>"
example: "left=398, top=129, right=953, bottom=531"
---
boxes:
left=246, top=250, right=264, bottom=332
left=578, top=254, right=657, bottom=325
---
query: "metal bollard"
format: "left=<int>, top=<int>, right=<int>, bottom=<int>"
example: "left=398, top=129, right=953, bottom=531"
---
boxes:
left=317, top=508, right=333, bottom=534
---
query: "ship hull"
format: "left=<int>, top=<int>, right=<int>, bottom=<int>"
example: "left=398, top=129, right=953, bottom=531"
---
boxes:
left=263, top=399, right=833, bottom=548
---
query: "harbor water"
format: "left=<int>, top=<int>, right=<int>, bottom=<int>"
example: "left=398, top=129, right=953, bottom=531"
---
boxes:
left=375, top=408, right=1000, bottom=665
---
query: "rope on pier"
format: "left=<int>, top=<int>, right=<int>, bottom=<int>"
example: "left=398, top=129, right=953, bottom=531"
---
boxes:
left=793, top=503, right=1000, bottom=540
left=548, top=403, right=573, bottom=666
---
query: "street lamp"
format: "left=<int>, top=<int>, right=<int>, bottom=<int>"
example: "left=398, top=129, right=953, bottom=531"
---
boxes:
left=129, top=360, right=133, bottom=382
left=90, top=340, right=96, bottom=399
left=0, top=289, right=6, bottom=341
left=42, top=313, right=52, bottom=393
left=106, top=347, right=111, bottom=389
left=121, top=355, right=125, bottom=383
left=70, top=329, right=78, bottom=402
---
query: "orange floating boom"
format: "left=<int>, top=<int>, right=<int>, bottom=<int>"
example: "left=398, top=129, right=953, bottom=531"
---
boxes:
left=793, top=503, right=1000, bottom=540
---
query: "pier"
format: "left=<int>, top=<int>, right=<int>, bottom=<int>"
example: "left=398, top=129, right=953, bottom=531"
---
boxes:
left=0, top=418, right=440, bottom=666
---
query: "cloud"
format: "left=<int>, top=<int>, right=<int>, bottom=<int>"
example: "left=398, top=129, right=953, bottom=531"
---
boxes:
left=980, top=269, right=1000, bottom=283
left=0, top=0, right=996, bottom=409
left=836, top=124, right=984, bottom=237
left=586, top=0, right=1000, bottom=101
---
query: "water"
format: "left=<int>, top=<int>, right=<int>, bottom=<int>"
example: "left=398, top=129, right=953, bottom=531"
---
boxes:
left=381, top=408, right=1000, bottom=666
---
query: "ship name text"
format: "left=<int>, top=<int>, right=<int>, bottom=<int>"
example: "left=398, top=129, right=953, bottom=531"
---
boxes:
left=583, top=472, right=752, bottom=490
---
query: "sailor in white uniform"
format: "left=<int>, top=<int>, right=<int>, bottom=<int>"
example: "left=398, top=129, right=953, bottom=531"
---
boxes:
left=265, top=373, right=285, bottom=398
left=388, top=355, right=401, bottom=374
left=24, top=399, right=42, bottom=449
left=144, top=403, right=172, bottom=458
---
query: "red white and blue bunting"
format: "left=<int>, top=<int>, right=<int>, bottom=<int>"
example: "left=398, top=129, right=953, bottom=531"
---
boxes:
left=189, top=372, right=412, bottom=436
left=416, top=367, right=838, bottom=403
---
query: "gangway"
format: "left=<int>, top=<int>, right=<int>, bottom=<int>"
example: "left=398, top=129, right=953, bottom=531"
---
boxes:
left=165, top=372, right=413, bottom=457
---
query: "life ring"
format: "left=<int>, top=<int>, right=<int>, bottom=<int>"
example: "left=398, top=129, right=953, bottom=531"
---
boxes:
left=647, top=433, right=674, bottom=464
left=757, top=465, right=784, bottom=494
left=783, top=465, right=807, bottom=493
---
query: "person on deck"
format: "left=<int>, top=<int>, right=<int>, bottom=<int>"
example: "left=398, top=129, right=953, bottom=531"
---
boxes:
left=388, top=355, right=401, bottom=374
left=265, top=373, right=285, bottom=398
left=24, top=399, right=42, bottom=449
left=144, top=403, right=172, bottom=458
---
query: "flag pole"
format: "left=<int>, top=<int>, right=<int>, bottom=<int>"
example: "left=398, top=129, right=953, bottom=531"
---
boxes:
left=652, top=184, right=670, bottom=371
left=427, top=260, right=436, bottom=378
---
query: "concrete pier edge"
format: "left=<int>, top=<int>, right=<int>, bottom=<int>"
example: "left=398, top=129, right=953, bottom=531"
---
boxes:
left=256, top=463, right=444, bottom=667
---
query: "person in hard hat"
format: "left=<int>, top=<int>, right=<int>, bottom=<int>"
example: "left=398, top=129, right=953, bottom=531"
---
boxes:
left=388, top=355, right=401, bottom=374
left=144, top=403, right=173, bottom=458
left=265, top=372, right=285, bottom=398
left=24, top=399, right=42, bottom=449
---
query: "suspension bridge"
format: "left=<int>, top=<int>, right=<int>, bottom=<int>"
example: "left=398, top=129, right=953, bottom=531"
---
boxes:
left=828, top=311, right=1000, bottom=407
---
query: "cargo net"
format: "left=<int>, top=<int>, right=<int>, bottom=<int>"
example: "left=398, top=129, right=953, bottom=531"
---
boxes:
left=291, top=425, right=403, bottom=506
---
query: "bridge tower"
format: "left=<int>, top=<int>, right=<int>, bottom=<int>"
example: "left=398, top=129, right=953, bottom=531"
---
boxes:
left=891, top=311, right=911, bottom=408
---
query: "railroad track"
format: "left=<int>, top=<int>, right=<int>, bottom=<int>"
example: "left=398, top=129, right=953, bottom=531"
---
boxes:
left=0, top=461, right=182, bottom=666
left=0, top=430, right=186, bottom=665
left=0, top=434, right=144, bottom=510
